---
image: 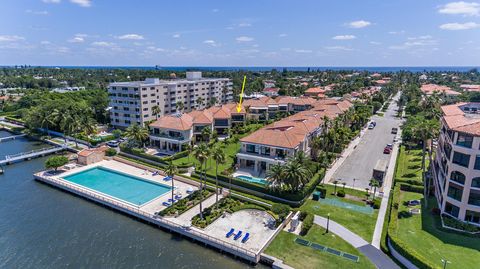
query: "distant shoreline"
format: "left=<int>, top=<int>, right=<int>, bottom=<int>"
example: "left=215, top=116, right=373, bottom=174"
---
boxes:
left=1, top=65, right=478, bottom=72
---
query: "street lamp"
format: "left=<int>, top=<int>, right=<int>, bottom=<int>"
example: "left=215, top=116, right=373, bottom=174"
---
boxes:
left=441, top=259, right=451, bottom=269
left=326, top=213, right=330, bottom=233
left=353, top=178, right=356, bottom=189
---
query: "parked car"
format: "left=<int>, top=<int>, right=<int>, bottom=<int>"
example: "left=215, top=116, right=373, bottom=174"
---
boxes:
left=106, top=140, right=120, bottom=147
left=371, top=121, right=376, bottom=126
left=386, top=143, right=393, bottom=150
left=368, top=123, right=375, bottom=129
left=391, top=127, right=398, bottom=134
left=408, top=200, right=421, bottom=206
left=383, top=147, right=391, bottom=154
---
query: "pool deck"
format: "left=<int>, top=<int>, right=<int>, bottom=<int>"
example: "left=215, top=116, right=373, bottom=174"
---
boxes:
left=34, top=158, right=285, bottom=263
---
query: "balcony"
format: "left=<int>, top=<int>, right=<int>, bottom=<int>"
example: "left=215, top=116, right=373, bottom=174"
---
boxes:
left=150, top=133, right=188, bottom=142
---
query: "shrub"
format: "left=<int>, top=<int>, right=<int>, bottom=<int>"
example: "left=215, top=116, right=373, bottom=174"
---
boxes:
left=298, top=211, right=308, bottom=221
left=399, top=183, right=424, bottom=193
left=336, top=190, right=346, bottom=197
left=45, top=156, right=68, bottom=171
left=105, top=148, right=117, bottom=156
left=272, top=203, right=291, bottom=219
left=372, top=199, right=381, bottom=209
left=316, top=187, right=327, bottom=199
left=300, top=213, right=313, bottom=236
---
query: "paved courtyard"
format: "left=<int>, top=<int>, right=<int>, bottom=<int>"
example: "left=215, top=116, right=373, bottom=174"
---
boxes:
left=329, top=94, right=403, bottom=190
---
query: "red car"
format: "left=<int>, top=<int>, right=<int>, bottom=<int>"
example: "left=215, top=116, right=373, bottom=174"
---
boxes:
left=383, top=147, right=391, bottom=154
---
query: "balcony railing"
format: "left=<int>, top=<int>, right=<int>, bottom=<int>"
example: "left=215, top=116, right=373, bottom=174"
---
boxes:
left=150, top=133, right=187, bottom=141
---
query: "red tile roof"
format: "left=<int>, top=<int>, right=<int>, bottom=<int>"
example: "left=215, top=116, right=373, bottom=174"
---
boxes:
left=441, top=103, right=480, bottom=136
left=421, top=84, right=460, bottom=96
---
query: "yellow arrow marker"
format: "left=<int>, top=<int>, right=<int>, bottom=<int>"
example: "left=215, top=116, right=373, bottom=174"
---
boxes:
left=236, top=75, right=247, bottom=112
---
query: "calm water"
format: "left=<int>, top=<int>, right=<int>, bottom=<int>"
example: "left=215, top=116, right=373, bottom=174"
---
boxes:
left=0, top=134, right=264, bottom=269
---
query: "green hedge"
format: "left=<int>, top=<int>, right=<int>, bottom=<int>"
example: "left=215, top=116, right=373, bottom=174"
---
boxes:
left=399, top=183, right=424, bottom=193
left=162, top=150, right=189, bottom=161
left=5, top=116, right=25, bottom=124
left=300, top=213, right=314, bottom=236
left=120, top=146, right=168, bottom=164
left=396, top=178, right=423, bottom=186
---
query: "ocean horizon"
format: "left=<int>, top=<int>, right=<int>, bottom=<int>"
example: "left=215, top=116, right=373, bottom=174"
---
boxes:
left=2, top=65, right=479, bottom=73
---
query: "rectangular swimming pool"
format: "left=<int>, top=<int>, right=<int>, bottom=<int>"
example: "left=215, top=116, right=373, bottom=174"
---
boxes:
left=62, top=167, right=171, bottom=206
left=236, top=175, right=268, bottom=185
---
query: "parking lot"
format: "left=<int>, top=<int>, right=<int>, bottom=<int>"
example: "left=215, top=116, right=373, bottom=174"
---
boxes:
left=329, top=94, right=403, bottom=190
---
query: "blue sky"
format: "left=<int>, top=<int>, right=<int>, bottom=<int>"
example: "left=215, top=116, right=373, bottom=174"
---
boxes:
left=1, top=0, right=480, bottom=66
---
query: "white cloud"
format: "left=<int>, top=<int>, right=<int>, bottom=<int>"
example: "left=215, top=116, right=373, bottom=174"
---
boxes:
left=212, top=8, right=219, bottom=12
left=91, top=41, right=115, bottom=47
left=332, top=35, right=356, bottom=40
left=439, top=22, right=480, bottom=30
left=407, top=35, right=432, bottom=40
left=40, top=41, right=51, bottom=45
left=295, top=49, right=312, bottom=53
left=438, top=2, right=480, bottom=16
left=388, top=30, right=406, bottom=35
left=0, top=35, right=25, bottom=42
left=324, top=46, right=353, bottom=51
left=278, top=33, right=287, bottom=37
left=116, top=34, right=144, bottom=40
left=25, top=9, right=49, bottom=15
left=236, top=36, right=254, bottom=42
left=68, top=33, right=87, bottom=43
left=70, top=0, right=91, bottom=7
left=370, top=41, right=382, bottom=45
left=238, top=22, right=251, bottom=27
left=389, top=36, right=438, bottom=50
left=146, top=46, right=166, bottom=52
left=203, top=40, right=219, bottom=47
left=172, top=34, right=181, bottom=38
left=347, top=20, right=371, bottom=28
left=42, top=0, right=61, bottom=3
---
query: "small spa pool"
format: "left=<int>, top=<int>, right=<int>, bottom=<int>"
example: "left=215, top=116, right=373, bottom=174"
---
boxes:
left=63, top=167, right=171, bottom=206
left=236, top=175, right=268, bottom=185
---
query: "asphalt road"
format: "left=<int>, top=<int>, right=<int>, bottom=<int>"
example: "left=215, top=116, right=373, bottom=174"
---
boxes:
left=330, top=93, right=403, bottom=190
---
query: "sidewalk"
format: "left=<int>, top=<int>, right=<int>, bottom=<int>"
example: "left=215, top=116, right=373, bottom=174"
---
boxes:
left=314, top=215, right=399, bottom=269
left=172, top=193, right=222, bottom=226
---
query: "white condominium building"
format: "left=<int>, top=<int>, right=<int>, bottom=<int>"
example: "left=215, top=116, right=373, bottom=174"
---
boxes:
left=108, top=72, right=233, bottom=128
left=433, top=102, right=480, bottom=225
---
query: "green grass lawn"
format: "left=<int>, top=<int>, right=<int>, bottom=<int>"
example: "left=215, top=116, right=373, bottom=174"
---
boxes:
left=265, top=225, right=376, bottom=269
left=391, top=190, right=480, bottom=269
left=301, top=184, right=379, bottom=242
left=395, top=146, right=424, bottom=184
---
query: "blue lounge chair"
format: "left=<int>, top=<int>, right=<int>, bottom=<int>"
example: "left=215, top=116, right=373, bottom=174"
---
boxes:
left=226, top=228, right=235, bottom=238
left=168, top=198, right=176, bottom=203
left=162, top=201, right=171, bottom=206
left=241, top=232, right=250, bottom=243
left=234, top=231, right=243, bottom=240
left=163, top=176, right=171, bottom=181
left=175, top=194, right=183, bottom=199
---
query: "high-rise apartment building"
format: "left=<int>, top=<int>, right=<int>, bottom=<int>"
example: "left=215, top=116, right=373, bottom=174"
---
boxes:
left=108, top=72, right=233, bottom=128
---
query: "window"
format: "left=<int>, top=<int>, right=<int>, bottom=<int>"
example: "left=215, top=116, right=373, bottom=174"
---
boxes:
left=468, top=189, right=480, bottom=206
left=246, top=144, right=257, bottom=154
left=443, top=142, right=452, bottom=159
left=472, top=177, right=480, bottom=188
left=444, top=202, right=460, bottom=218
left=447, top=183, right=463, bottom=201
left=452, top=151, right=470, bottom=168
left=456, top=133, right=473, bottom=148
left=465, top=210, right=480, bottom=224
left=450, top=171, right=466, bottom=185
left=475, top=155, right=480, bottom=170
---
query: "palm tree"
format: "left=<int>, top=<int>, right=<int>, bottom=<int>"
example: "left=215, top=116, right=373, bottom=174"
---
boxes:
left=342, top=182, right=346, bottom=191
left=175, top=101, right=184, bottom=113
left=267, top=163, right=284, bottom=190
left=318, top=152, right=330, bottom=184
left=165, top=161, right=178, bottom=203
left=310, top=136, right=322, bottom=161
left=369, top=179, right=380, bottom=201
left=282, top=160, right=311, bottom=192
left=196, top=97, right=204, bottom=108
left=333, top=180, right=339, bottom=194
left=183, top=143, right=192, bottom=162
left=152, top=105, right=161, bottom=120
left=125, top=124, right=150, bottom=148
left=211, top=145, right=226, bottom=204
left=193, top=143, right=210, bottom=219
left=201, top=126, right=212, bottom=142
left=291, top=151, right=309, bottom=165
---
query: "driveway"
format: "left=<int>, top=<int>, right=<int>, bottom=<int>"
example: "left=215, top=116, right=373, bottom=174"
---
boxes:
left=329, top=93, right=403, bottom=190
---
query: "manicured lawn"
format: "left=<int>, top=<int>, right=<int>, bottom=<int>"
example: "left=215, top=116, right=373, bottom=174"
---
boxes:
left=301, top=199, right=378, bottom=242
left=265, top=225, right=376, bottom=269
left=391, top=190, right=480, bottom=269
left=395, top=146, right=424, bottom=184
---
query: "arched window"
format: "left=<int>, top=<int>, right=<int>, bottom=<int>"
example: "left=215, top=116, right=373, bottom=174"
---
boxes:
left=450, top=171, right=466, bottom=185
left=472, top=177, right=480, bottom=188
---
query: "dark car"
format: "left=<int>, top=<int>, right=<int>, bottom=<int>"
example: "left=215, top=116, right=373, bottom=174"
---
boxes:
left=383, top=147, right=391, bottom=154
left=106, top=140, right=120, bottom=147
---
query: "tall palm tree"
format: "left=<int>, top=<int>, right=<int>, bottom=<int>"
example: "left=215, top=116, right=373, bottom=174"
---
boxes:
left=125, top=124, right=150, bottom=148
left=333, top=180, right=339, bottom=194
left=318, top=151, right=330, bottom=184
left=369, top=179, right=380, bottom=201
left=201, top=126, right=212, bottom=142
left=165, top=161, right=178, bottom=203
left=267, top=163, right=284, bottom=190
left=282, top=160, right=311, bottom=192
left=310, top=136, right=322, bottom=161
left=193, top=143, right=210, bottom=219
left=211, top=145, right=226, bottom=204
left=175, top=101, right=184, bottom=113
left=196, top=97, right=204, bottom=108
left=152, top=105, right=161, bottom=120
